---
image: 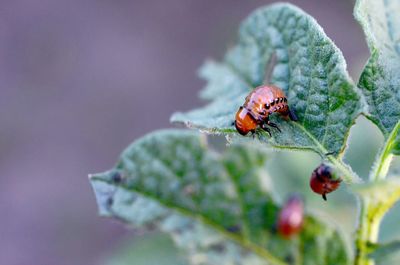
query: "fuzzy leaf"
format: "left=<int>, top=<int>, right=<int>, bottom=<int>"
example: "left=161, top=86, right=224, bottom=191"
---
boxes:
left=352, top=179, right=400, bottom=221
left=355, top=0, right=400, bottom=155
left=171, top=3, right=361, bottom=161
left=89, top=129, right=349, bottom=265
left=368, top=240, right=400, bottom=261
left=106, top=234, right=186, bottom=265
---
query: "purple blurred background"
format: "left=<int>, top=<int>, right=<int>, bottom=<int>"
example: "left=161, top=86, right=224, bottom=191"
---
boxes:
left=0, top=1, right=368, bottom=264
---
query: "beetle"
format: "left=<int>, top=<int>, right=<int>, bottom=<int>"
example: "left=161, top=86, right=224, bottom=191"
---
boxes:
left=277, top=194, right=304, bottom=238
left=309, top=163, right=342, bottom=201
left=234, top=85, right=297, bottom=136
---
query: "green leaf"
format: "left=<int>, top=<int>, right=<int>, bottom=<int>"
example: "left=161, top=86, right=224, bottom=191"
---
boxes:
left=352, top=179, right=400, bottom=218
left=368, top=240, right=400, bottom=262
left=171, top=3, right=361, bottom=165
left=350, top=179, right=400, bottom=264
left=89, top=129, right=350, bottom=265
left=105, top=233, right=186, bottom=265
left=355, top=0, right=400, bottom=155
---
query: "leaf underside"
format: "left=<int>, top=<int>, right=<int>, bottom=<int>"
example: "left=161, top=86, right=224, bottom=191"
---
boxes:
left=171, top=3, right=361, bottom=158
left=352, top=179, right=400, bottom=219
left=90, top=130, right=349, bottom=265
left=355, top=0, right=400, bottom=154
left=368, top=240, right=400, bottom=262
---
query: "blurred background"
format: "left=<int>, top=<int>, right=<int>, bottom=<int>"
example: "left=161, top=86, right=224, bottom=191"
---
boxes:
left=2, top=0, right=398, bottom=264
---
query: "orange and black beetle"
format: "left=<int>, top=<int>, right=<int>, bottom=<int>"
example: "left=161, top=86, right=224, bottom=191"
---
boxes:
left=234, top=85, right=297, bottom=136
left=310, top=164, right=342, bottom=201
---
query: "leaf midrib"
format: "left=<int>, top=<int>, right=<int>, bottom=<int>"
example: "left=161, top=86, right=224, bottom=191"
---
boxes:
left=225, top=19, right=356, bottom=157
left=224, top=59, right=359, bottom=182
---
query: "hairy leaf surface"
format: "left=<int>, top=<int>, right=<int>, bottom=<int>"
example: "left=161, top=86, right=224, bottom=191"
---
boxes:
left=90, top=130, right=349, bottom=265
left=352, top=179, right=400, bottom=220
left=171, top=3, right=361, bottom=161
left=355, top=0, right=400, bottom=155
left=369, top=240, right=400, bottom=262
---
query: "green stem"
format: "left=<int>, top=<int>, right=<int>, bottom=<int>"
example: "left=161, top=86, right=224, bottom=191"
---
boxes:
left=354, top=121, right=400, bottom=265
left=354, top=198, right=381, bottom=265
left=370, top=122, right=400, bottom=181
left=354, top=180, right=400, bottom=265
left=292, top=122, right=360, bottom=183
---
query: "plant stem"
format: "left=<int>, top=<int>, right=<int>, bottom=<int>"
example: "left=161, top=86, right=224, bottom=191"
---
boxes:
left=369, top=122, right=400, bottom=181
left=292, top=122, right=361, bottom=182
left=354, top=198, right=380, bottom=265
left=354, top=122, right=400, bottom=265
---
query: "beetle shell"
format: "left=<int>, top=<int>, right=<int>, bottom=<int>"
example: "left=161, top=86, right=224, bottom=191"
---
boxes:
left=234, top=107, right=258, bottom=136
left=309, top=164, right=342, bottom=201
left=277, top=195, right=304, bottom=238
left=234, top=85, right=292, bottom=135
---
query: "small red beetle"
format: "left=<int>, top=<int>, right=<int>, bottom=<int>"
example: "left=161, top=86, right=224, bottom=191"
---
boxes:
left=234, top=85, right=297, bottom=136
left=277, top=195, right=304, bottom=238
left=310, top=164, right=342, bottom=201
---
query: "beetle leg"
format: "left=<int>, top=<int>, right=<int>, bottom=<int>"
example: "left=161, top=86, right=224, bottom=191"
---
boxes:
left=261, top=123, right=272, bottom=137
left=268, top=121, right=281, bottom=133
left=231, top=121, right=235, bottom=126
left=288, top=108, right=298, bottom=121
left=251, top=130, right=257, bottom=139
left=322, top=194, right=327, bottom=201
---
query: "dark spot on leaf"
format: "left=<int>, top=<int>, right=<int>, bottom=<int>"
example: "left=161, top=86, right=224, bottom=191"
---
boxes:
left=285, top=255, right=295, bottom=265
left=111, top=172, right=123, bottom=183
left=226, top=225, right=241, bottom=233
left=106, top=197, right=114, bottom=206
left=145, top=223, right=158, bottom=231
left=210, top=243, right=226, bottom=253
left=270, top=223, right=278, bottom=234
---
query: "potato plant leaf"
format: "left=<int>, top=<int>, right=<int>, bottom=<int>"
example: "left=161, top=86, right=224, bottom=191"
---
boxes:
left=89, top=130, right=349, bottom=265
left=171, top=3, right=361, bottom=167
left=355, top=0, right=400, bottom=155
left=368, top=240, right=400, bottom=261
left=352, top=179, right=400, bottom=221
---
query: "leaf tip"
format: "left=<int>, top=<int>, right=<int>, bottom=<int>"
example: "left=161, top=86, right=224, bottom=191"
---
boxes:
left=170, top=113, right=199, bottom=131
